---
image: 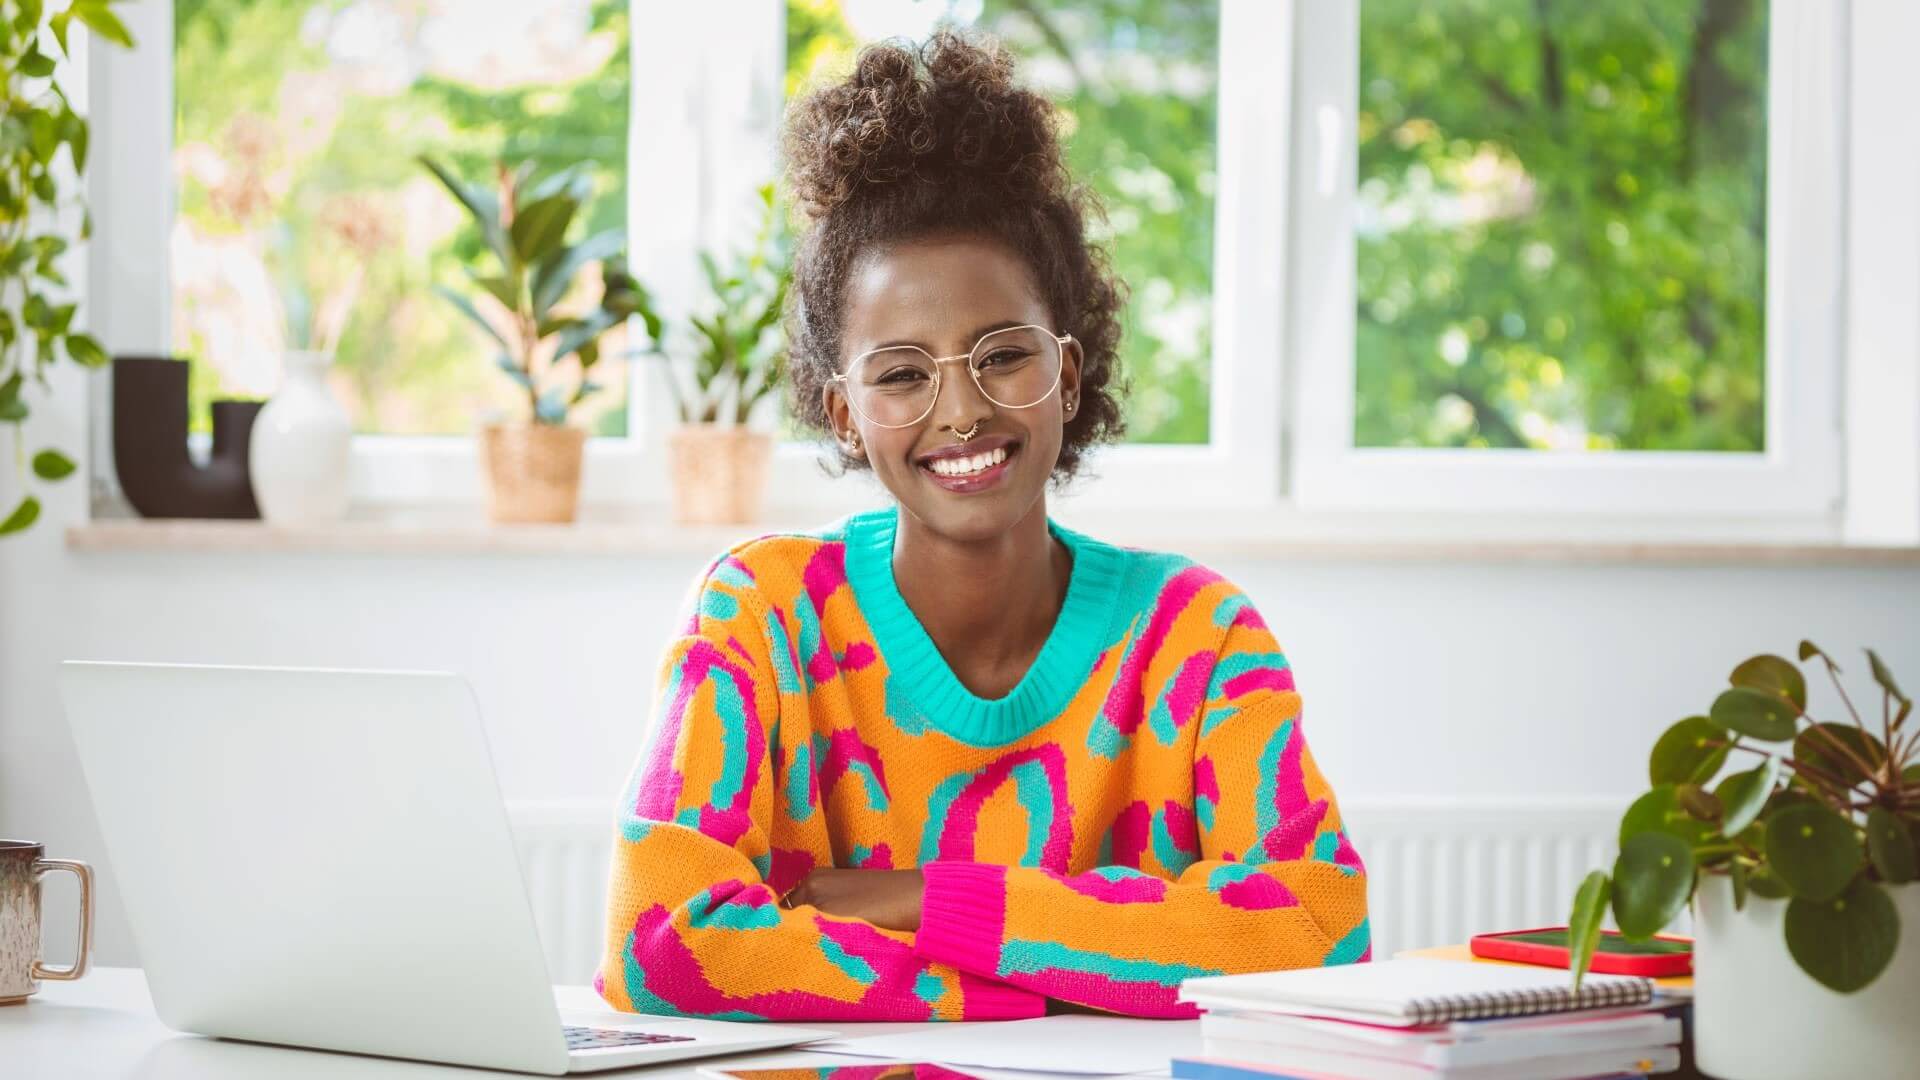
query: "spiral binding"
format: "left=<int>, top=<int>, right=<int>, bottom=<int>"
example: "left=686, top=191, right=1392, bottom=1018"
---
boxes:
left=1405, top=978, right=1652, bottom=1026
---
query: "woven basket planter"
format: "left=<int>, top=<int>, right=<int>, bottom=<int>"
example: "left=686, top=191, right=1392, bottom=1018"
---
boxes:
left=481, top=423, right=586, bottom=524
left=668, top=425, right=772, bottom=526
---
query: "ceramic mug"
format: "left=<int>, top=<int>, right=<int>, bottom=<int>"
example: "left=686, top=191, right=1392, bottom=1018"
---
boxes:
left=0, top=840, right=93, bottom=1004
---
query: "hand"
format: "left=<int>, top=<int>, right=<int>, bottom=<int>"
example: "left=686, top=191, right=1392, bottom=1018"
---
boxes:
left=782, top=868, right=925, bottom=932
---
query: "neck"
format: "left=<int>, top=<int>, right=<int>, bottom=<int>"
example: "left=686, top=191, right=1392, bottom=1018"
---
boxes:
left=892, top=502, right=1070, bottom=669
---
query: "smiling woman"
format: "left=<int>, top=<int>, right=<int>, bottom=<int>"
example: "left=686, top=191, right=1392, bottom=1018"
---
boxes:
left=597, top=29, right=1369, bottom=1022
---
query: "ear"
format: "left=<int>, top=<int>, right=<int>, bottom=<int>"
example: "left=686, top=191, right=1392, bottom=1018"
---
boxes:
left=1060, top=335, right=1085, bottom=407
left=823, top=380, right=862, bottom=454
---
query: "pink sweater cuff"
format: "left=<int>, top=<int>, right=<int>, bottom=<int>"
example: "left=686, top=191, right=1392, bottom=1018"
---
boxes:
left=916, top=860, right=1014, bottom=980
left=954, top=970, right=1047, bottom=1019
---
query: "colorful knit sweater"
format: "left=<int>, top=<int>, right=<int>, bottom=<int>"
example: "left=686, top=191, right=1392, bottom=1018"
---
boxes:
left=595, top=506, right=1370, bottom=1021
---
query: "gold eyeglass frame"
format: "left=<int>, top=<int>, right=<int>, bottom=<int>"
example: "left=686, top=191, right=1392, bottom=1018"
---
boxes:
left=829, top=323, right=1074, bottom=429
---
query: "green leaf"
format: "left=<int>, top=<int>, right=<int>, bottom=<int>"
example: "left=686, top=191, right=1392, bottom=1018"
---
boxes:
left=0, top=495, right=41, bottom=536
left=464, top=269, right=520, bottom=313
left=534, top=387, right=568, bottom=424
left=1798, top=640, right=1828, bottom=663
left=494, top=354, right=533, bottom=390
left=1784, top=877, right=1900, bottom=993
left=431, top=285, right=511, bottom=352
left=1714, top=756, right=1779, bottom=837
left=21, top=49, right=55, bottom=78
left=1650, top=715, right=1728, bottom=786
left=64, top=334, right=107, bottom=368
left=1748, top=863, right=1791, bottom=899
left=31, top=449, right=75, bottom=481
left=1730, top=860, right=1749, bottom=911
left=1676, top=783, right=1723, bottom=823
left=1619, top=785, right=1716, bottom=849
left=49, top=9, right=72, bottom=55
left=531, top=228, right=623, bottom=318
left=1793, top=723, right=1886, bottom=790
left=1731, top=654, right=1807, bottom=710
left=523, top=163, right=593, bottom=206
left=1710, top=687, right=1798, bottom=742
left=62, top=109, right=87, bottom=172
left=1566, top=871, right=1610, bottom=991
left=1765, top=802, right=1863, bottom=902
left=552, top=310, right=617, bottom=364
left=1865, top=807, right=1916, bottom=884
left=508, top=192, right=579, bottom=264
left=418, top=156, right=512, bottom=268
left=1610, top=832, right=1694, bottom=939
left=1866, top=648, right=1908, bottom=705
left=73, top=2, right=135, bottom=48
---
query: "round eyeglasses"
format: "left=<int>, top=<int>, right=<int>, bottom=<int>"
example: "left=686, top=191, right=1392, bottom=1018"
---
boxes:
left=829, top=324, right=1071, bottom=429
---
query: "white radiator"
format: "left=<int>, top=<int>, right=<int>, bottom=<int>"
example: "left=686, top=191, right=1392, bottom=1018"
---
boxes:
left=507, top=797, right=1631, bottom=987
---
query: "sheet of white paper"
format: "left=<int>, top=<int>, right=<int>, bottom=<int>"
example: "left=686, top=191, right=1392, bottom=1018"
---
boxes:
left=799, top=1016, right=1198, bottom=1075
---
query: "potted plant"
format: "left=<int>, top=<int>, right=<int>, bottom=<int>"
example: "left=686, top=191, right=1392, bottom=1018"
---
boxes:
left=420, top=156, right=659, bottom=524
left=1, top=0, right=133, bottom=536
left=657, top=184, right=792, bottom=526
left=1568, top=643, right=1919, bottom=1079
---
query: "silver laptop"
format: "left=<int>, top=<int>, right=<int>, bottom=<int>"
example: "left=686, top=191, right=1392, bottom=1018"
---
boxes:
left=58, top=661, right=833, bottom=1074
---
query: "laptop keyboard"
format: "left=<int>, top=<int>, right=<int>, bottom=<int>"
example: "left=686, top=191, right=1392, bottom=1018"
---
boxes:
left=563, top=1024, right=697, bottom=1050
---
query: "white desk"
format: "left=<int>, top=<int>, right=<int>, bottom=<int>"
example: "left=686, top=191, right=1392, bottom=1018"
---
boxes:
left=0, top=967, right=951, bottom=1079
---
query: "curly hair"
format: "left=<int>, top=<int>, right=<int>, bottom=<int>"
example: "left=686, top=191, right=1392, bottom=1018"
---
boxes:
left=781, top=28, right=1128, bottom=485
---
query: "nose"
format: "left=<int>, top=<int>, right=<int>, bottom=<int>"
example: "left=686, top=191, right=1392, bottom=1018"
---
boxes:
left=927, top=354, right=994, bottom=435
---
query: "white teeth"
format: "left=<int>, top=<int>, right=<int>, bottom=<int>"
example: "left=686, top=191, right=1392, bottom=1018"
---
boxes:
left=928, top=446, right=1008, bottom=477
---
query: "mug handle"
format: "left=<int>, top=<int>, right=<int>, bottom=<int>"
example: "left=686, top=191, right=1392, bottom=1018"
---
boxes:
left=30, top=859, right=93, bottom=981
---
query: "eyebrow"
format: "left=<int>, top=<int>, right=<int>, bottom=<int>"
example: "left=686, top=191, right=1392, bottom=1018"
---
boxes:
left=869, top=319, right=1030, bottom=352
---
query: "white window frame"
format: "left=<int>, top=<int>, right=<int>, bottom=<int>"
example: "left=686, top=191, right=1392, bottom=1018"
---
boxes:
left=1287, top=0, right=1847, bottom=518
left=84, top=0, right=1286, bottom=519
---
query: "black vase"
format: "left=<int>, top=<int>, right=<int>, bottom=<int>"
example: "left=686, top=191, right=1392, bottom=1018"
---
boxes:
left=112, top=355, right=262, bottom=519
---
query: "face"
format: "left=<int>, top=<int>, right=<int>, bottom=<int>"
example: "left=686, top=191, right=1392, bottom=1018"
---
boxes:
left=825, top=232, right=1084, bottom=543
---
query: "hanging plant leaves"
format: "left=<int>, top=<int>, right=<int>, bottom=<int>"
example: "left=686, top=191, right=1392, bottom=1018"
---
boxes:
left=1567, top=871, right=1611, bottom=990
left=1784, top=877, right=1900, bottom=993
left=1710, top=687, right=1798, bottom=742
left=1611, top=832, right=1695, bottom=939
left=1793, top=724, right=1887, bottom=790
left=1865, top=808, right=1916, bottom=884
left=1714, top=756, right=1780, bottom=838
left=1650, top=716, right=1728, bottom=786
left=1730, top=861, right=1749, bottom=911
left=1676, top=783, right=1723, bottom=823
left=1765, top=802, right=1863, bottom=902
left=1748, top=863, right=1791, bottom=899
left=1619, top=785, right=1716, bottom=849
left=1731, top=654, right=1807, bottom=710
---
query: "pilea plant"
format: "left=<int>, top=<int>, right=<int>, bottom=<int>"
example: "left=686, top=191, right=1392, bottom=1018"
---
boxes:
left=1570, top=643, right=1918, bottom=993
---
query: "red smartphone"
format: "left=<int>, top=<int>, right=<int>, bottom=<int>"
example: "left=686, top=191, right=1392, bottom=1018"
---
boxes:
left=1470, top=925, right=1693, bottom=977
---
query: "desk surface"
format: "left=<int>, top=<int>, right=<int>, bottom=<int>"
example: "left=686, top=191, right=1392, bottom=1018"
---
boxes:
left=0, top=967, right=948, bottom=1080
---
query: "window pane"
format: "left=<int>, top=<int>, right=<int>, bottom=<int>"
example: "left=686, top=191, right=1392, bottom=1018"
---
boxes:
left=1354, top=0, right=1768, bottom=451
left=784, top=0, right=1219, bottom=444
left=172, top=0, right=631, bottom=436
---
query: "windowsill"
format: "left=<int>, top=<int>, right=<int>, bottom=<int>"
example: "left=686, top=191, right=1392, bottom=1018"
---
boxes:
left=63, top=504, right=1920, bottom=564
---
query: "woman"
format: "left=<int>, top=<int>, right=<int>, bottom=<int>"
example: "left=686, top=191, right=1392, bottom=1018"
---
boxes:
left=596, top=29, right=1367, bottom=1022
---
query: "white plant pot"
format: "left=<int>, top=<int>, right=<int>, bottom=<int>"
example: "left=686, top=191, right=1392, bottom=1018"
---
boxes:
left=1693, top=873, right=1920, bottom=1079
left=249, top=350, right=351, bottom=526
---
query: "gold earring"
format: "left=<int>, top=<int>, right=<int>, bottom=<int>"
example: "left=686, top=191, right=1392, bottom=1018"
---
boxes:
left=848, top=433, right=861, bottom=452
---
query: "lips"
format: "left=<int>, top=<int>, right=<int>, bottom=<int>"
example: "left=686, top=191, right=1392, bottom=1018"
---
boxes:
left=917, top=438, right=1019, bottom=493
left=916, top=434, right=1018, bottom=467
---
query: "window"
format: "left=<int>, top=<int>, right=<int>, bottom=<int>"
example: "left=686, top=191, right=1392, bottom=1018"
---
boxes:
left=169, top=0, right=632, bottom=437
left=784, top=0, right=1222, bottom=446
left=1290, top=0, right=1843, bottom=516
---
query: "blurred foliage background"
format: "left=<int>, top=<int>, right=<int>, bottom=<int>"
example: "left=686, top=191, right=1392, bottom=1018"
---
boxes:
left=1355, top=0, right=1769, bottom=451
left=170, top=0, right=1767, bottom=453
left=172, top=0, right=631, bottom=436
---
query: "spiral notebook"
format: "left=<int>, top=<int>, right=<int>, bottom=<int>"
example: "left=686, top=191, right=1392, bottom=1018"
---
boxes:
left=1177, top=959, right=1653, bottom=1027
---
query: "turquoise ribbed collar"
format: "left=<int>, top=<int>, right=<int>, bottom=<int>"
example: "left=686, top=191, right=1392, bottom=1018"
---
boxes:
left=840, top=506, right=1127, bottom=746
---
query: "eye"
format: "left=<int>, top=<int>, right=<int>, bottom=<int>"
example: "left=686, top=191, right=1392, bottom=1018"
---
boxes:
left=978, top=348, right=1030, bottom=368
left=877, top=367, right=929, bottom=385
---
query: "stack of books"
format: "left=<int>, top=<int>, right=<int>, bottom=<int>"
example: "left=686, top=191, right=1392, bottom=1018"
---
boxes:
left=1172, top=959, right=1683, bottom=1079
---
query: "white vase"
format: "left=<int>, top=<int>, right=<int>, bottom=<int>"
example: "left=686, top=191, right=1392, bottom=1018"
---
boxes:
left=249, top=350, right=351, bottom=526
left=1693, top=873, right=1920, bottom=1079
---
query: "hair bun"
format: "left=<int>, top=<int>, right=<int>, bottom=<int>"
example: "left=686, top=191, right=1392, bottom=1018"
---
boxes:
left=784, top=29, right=1068, bottom=220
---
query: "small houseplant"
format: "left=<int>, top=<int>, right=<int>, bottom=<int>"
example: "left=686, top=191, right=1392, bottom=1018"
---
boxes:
left=658, top=184, right=791, bottom=526
left=1569, top=643, right=1919, bottom=1078
left=421, top=156, right=659, bottom=524
left=1, top=0, right=133, bottom=535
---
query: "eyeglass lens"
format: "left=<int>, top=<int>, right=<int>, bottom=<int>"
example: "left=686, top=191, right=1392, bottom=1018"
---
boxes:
left=844, top=326, right=1061, bottom=427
